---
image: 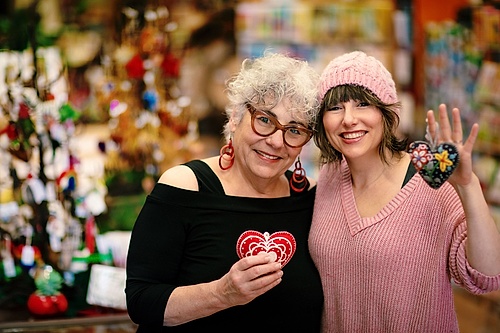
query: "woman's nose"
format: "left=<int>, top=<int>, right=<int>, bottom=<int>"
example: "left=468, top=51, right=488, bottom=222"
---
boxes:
left=342, top=106, right=358, bottom=126
left=265, top=129, right=285, bottom=147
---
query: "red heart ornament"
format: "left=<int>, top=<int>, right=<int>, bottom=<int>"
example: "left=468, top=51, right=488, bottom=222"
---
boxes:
left=236, top=230, right=296, bottom=267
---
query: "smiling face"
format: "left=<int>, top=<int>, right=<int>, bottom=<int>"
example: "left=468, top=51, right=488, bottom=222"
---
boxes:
left=322, top=99, right=383, bottom=163
left=230, top=101, right=307, bottom=182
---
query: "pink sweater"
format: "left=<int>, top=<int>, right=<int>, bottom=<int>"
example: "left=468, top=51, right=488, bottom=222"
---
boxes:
left=309, top=161, right=500, bottom=333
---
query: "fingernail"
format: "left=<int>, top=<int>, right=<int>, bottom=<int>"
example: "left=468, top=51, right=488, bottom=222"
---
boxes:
left=268, top=252, right=277, bottom=262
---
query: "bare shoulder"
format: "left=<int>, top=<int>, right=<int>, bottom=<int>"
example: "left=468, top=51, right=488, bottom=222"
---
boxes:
left=158, top=164, right=198, bottom=191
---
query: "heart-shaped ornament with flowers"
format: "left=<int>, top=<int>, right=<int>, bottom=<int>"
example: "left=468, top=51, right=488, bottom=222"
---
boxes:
left=236, top=230, right=296, bottom=267
left=408, top=141, right=459, bottom=189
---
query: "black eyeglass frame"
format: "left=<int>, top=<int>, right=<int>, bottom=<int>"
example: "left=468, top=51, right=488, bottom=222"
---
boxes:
left=246, top=103, right=314, bottom=148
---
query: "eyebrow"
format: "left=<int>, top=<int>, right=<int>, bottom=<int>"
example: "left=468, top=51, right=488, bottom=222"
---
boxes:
left=255, top=107, right=308, bottom=128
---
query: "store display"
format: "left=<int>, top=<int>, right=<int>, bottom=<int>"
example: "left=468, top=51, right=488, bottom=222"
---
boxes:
left=0, top=1, right=209, bottom=324
left=0, top=45, right=109, bottom=320
left=423, top=5, right=500, bottom=229
left=424, top=22, right=481, bottom=126
left=90, top=5, right=197, bottom=195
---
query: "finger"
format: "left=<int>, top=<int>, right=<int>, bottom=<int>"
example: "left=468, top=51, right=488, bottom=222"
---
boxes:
left=438, top=104, right=452, bottom=141
left=247, top=270, right=283, bottom=293
left=426, top=110, right=437, bottom=137
left=247, top=261, right=282, bottom=281
left=451, top=107, right=463, bottom=144
left=235, top=253, right=276, bottom=270
left=464, top=123, right=479, bottom=149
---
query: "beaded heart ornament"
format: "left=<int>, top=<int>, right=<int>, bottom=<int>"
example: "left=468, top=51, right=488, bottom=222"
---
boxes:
left=408, top=122, right=460, bottom=189
left=236, top=230, right=296, bottom=267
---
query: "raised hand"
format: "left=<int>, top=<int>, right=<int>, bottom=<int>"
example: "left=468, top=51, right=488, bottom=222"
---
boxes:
left=426, top=103, right=479, bottom=187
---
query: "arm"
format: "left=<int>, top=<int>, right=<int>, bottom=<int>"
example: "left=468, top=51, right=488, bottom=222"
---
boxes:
left=164, top=254, right=282, bottom=326
left=428, top=104, right=500, bottom=275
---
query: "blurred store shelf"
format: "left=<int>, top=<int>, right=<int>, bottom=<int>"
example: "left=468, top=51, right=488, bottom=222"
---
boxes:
left=0, top=313, right=136, bottom=333
left=454, top=287, right=500, bottom=333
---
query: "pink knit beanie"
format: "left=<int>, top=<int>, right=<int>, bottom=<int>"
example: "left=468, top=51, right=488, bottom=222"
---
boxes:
left=319, top=51, right=399, bottom=114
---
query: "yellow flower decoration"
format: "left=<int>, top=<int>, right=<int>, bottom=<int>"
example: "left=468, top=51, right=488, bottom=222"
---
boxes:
left=434, top=150, right=453, bottom=172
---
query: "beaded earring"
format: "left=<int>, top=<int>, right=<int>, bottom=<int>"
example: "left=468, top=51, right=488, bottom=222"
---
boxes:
left=219, top=138, right=235, bottom=170
left=290, top=157, right=308, bottom=193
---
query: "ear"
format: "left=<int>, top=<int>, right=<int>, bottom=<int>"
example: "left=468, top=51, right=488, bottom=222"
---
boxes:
left=229, top=109, right=238, bottom=132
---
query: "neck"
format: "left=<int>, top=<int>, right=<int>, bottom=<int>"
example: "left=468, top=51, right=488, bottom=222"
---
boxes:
left=350, top=162, right=388, bottom=191
left=348, top=153, right=409, bottom=191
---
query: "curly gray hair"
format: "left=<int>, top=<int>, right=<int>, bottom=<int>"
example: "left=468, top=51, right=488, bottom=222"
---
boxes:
left=222, top=52, right=320, bottom=141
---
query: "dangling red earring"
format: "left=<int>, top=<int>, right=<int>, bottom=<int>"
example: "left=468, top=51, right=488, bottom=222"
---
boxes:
left=219, top=138, right=235, bottom=170
left=290, top=157, right=308, bottom=193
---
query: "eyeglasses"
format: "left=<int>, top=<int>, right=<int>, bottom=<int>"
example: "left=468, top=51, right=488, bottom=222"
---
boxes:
left=246, top=104, right=313, bottom=148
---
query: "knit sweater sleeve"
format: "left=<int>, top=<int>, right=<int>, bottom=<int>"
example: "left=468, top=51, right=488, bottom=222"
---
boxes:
left=449, top=217, right=500, bottom=294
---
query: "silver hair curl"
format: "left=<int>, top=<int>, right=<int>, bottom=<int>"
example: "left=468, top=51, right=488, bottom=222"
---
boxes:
left=222, top=52, right=320, bottom=141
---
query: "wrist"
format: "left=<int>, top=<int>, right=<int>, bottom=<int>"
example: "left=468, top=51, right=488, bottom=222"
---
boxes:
left=453, top=173, right=480, bottom=195
left=210, top=278, right=232, bottom=310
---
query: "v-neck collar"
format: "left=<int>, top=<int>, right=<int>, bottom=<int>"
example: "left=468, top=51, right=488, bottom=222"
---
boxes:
left=340, top=161, right=418, bottom=235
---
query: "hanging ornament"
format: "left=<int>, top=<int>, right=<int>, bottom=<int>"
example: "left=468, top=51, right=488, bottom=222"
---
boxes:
left=58, top=103, right=80, bottom=122
left=125, top=54, right=145, bottom=79
left=85, top=216, right=97, bottom=254
left=408, top=122, right=460, bottom=189
left=142, top=89, right=158, bottom=111
left=21, top=174, right=47, bottom=205
left=56, top=167, right=77, bottom=195
left=1, top=234, right=18, bottom=280
left=17, top=224, right=40, bottom=271
left=46, top=201, right=66, bottom=253
left=4, top=121, right=31, bottom=162
left=17, top=103, right=36, bottom=140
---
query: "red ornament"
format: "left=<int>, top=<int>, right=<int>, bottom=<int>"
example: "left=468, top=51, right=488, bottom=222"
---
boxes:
left=13, top=244, right=41, bottom=261
left=125, top=54, right=145, bottom=79
left=161, top=53, right=180, bottom=78
left=27, top=292, right=68, bottom=317
left=4, top=122, right=18, bottom=140
left=236, top=230, right=296, bottom=268
left=85, top=216, right=96, bottom=253
left=18, top=103, right=31, bottom=119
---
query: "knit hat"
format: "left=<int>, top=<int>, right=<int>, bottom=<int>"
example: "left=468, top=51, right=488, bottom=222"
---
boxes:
left=319, top=51, right=399, bottom=114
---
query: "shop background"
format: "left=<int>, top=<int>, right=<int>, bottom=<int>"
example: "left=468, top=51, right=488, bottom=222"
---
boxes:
left=0, top=0, right=499, bottom=331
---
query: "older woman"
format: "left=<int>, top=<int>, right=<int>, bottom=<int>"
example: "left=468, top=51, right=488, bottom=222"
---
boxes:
left=126, top=52, right=323, bottom=332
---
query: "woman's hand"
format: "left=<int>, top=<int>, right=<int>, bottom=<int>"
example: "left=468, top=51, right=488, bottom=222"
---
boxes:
left=426, top=103, right=479, bottom=187
left=164, top=253, right=282, bottom=326
left=214, top=253, right=283, bottom=307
